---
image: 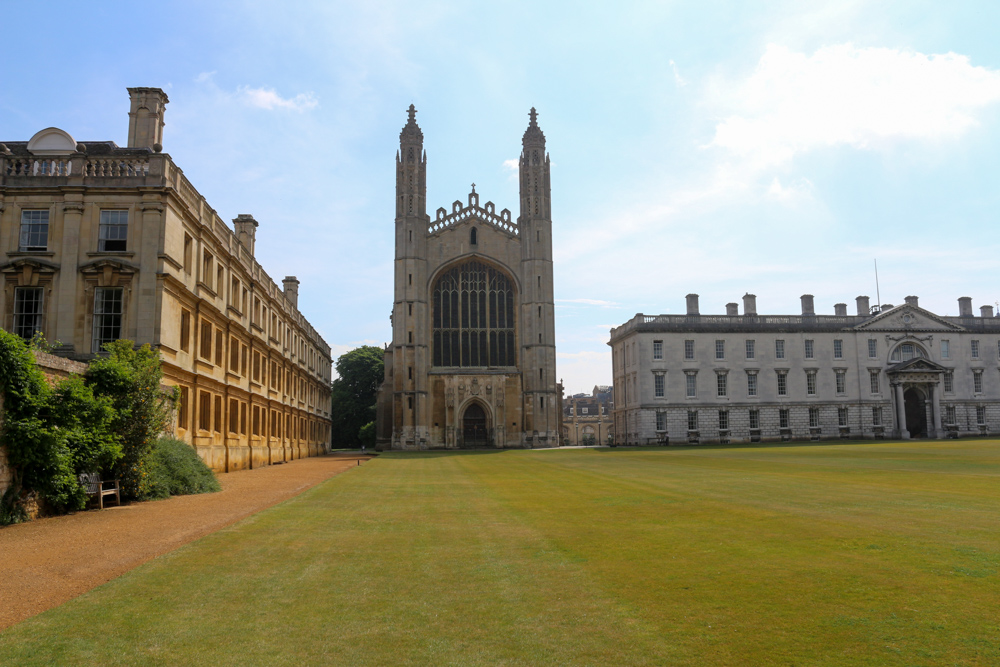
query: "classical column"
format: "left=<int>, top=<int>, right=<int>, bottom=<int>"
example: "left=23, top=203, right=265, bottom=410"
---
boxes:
left=931, top=382, right=943, bottom=438
left=894, top=382, right=909, bottom=439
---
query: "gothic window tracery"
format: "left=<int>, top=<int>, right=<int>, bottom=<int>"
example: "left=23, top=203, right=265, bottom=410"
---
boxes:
left=432, top=260, right=516, bottom=368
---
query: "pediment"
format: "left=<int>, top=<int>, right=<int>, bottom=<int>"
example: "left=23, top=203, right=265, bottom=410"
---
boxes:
left=853, top=305, right=963, bottom=332
left=0, top=257, right=60, bottom=273
left=27, top=127, right=78, bottom=156
left=887, top=357, right=948, bottom=373
left=79, top=258, right=138, bottom=274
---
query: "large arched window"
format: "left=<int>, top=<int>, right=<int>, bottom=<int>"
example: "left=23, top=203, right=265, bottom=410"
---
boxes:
left=890, top=342, right=927, bottom=362
left=433, top=260, right=516, bottom=367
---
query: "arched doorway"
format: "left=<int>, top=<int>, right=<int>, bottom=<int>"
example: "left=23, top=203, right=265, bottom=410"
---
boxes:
left=904, top=388, right=927, bottom=438
left=462, top=402, right=489, bottom=448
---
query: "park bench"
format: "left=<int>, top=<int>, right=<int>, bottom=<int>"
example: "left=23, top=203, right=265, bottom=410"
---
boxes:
left=79, top=472, right=121, bottom=509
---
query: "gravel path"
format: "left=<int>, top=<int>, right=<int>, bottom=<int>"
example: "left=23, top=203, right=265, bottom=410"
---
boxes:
left=0, top=453, right=371, bottom=630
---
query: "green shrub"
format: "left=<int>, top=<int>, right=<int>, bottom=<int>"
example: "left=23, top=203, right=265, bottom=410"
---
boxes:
left=147, top=438, right=221, bottom=498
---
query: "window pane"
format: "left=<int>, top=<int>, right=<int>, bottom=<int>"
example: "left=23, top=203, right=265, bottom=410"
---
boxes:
left=13, top=287, right=44, bottom=340
left=92, top=287, right=124, bottom=352
left=98, top=210, right=128, bottom=252
left=19, top=210, right=50, bottom=251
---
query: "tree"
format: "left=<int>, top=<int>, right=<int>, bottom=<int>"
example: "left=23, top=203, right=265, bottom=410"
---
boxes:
left=86, top=340, right=176, bottom=500
left=330, top=345, right=383, bottom=447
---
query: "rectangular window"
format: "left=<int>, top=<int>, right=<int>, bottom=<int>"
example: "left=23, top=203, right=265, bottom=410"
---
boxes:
left=747, top=372, right=758, bottom=397
left=178, top=387, right=189, bottom=430
left=19, top=210, right=49, bottom=251
left=715, top=340, right=725, bottom=360
left=215, top=330, right=224, bottom=367
left=945, top=406, right=956, bottom=424
left=252, top=405, right=260, bottom=436
left=941, top=339, right=950, bottom=359
left=870, top=370, right=880, bottom=394
left=180, top=310, right=191, bottom=352
left=804, top=339, right=815, bottom=359
left=199, top=391, right=212, bottom=432
left=806, top=371, right=817, bottom=395
left=838, top=407, right=848, bottom=427
left=684, top=340, right=694, bottom=360
left=653, top=340, right=663, bottom=360
left=230, top=336, right=240, bottom=371
left=200, top=320, right=213, bottom=361
left=228, top=399, right=239, bottom=434
left=836, top=370, right=846, bottom=394
left=253, top=351, right=261, bottom=382
left=971, top=340, right=980, bottom=359
left=240, top=402, right=247, bottom=435
left=717, top=373, right=727, bottom=397
left=92, top=287, right=123, bottom=352
left=809, top=407, right=819, bottom=428
left=777, top=371, right=787, bottom=396
left=779, top=408, right=789, bottom=429
left=872, top=406, right=882, bottom=426
left=973, top=370, right=983, bottom=393
left=718, top=410, right=729, bottom=431
left=868, top=339, right=878, bottom=358
left=214, top=395, right=223, bottom=433
left=745, top=339, right=755, bottom=359
left=184, top=234, right=193, bottom=273
left=775, top=339, right=785, bottom=359
left=687, top=410, right=698, bottom=431
left=977, top=406, right=986, bottom=425
left=13, top=287, right=44, bottom=340
left=656, top=411, right=666, bottom=432
left=581, top=407, right=588, bottom=414
left=749, top=409, right=760, bottom=430
left=833, top=339, right=843, bottom=359
left=944, top=372, right=954, bottom=393
left=654, top=374, right=664, bottom=398
left=685, top=373, right=697, bottom=398
left=98, top=210, right=128, bottom=252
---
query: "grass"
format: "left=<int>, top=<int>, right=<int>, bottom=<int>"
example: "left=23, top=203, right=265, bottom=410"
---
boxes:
left=2, top=439, right=999, bottom=665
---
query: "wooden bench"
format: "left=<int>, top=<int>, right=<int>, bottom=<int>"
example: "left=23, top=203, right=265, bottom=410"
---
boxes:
left=79, top=472, right=121, bottom=509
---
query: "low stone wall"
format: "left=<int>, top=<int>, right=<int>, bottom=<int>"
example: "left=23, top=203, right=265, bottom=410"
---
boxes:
left=0, top=353, right=90, bottom=496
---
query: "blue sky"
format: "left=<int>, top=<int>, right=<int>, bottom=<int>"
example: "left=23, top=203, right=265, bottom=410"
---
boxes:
left=3, top=1, right=999, bottom=394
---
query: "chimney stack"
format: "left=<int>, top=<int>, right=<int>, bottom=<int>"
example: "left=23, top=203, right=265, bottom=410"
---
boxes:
left=958, top=296, right=973, bottom=317
left=856, top=295, right=870, bottom=316
left=686, top=294, right=699, bottom=316
left=233, top=214, right=259, bottom=255
left=834, top=303, right=847, bottom=316
left=127, top=87, right=169, bottom=151
left=981, top=305, right=994, bottom=318
left=800, top=294, right=815, bottom=316
left=726, top=302, right=739, bottom=316
left=905, top=295, right=919, bottom=307
left=283, top=276, right=300, bottom=309
left=743, top=293, right=757, bottom=316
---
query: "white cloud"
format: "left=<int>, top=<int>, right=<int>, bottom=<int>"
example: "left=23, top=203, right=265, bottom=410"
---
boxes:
left=710, top=44, right=1000, bottom=167
left=669, top=59, right=687, bottom=87
left=238, top=86, right=319, bottom=112
left=194, top=71, right=217, bottom=83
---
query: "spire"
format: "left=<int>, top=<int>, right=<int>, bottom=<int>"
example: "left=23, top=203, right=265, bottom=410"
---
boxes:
left=522, top=106, right=545, bottom=146
left=400, top=104, right=423, bottom=143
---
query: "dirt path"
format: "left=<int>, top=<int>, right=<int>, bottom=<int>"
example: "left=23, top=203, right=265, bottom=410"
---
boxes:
left=0, top=453, right=371, bottom=630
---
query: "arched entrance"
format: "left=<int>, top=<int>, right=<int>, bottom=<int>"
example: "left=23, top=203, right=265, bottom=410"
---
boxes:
left=461, top=402, right=489, bottom=448
left=904, top=388, right=928, bottom=438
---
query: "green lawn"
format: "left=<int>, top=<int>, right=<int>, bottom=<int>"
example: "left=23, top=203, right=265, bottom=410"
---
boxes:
left=2, top=441, right=999, bottom=666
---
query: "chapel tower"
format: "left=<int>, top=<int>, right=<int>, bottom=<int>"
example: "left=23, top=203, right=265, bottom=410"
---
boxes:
left=376, top=107, right=560, bottom=449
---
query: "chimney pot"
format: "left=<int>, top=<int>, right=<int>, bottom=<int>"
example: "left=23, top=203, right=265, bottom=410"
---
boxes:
left=283, top=276, right=300, bottom=309
left=856, top=295, right=870, bottom=316
left=958, top=296, right=973, bottom=317
left=742, top=293, right=757, bottom=316
left=233, top=214, right=259, bottom=256
left=834, top=303, right=847, bottom=316
left=726, top=302, right=739, bottom=316
left=981, top=305, right=994, bottom=318
left=905, top=295, right=919, bottom=307
left=686, top=294, right=699, bottom=316
left=800, top=294, right=815, bottom=316
left=126, top=87, right=169, bottom=150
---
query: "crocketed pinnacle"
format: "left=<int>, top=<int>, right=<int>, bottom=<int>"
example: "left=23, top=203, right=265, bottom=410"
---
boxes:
left=522, top=106, right=545, bottom=146
left=400, top=104, right=423, bottom=143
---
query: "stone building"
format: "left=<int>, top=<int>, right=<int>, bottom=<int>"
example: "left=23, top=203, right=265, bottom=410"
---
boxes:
left=610, top=293, right=1000, bottom=445
left=376, top=107, right=561, bottom=449
left=563, top=385, right=613, bottom=446
left=0, top=87, right=333, bottom=471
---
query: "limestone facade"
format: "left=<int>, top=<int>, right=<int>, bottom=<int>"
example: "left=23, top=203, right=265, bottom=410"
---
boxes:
left=610, top=294, right=1000, bottom=445
left=562, top=385, right=613, bottom=446
left=0, top=87, right=332, bottom=472
left=376, top=107, right=561, bottom=449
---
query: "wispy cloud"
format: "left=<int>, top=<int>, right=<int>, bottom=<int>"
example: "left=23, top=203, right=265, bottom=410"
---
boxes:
left=238, top=86, right=319, bottom=112
left=194, top=71, right=217, bottom=83
left=669, top=59, right=687, bottom=87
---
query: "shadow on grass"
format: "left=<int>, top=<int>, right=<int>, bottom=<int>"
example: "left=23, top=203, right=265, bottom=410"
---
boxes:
left=593, top=436, right=999, bottom=454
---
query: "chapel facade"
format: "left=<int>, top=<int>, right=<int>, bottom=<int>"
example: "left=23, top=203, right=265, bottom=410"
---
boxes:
left=376, top=107, right=561, bottom=449
left=610, top=293, right=1000, bottom=445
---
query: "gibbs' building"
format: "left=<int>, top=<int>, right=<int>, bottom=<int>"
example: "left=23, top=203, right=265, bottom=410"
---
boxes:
left=376, top=107, right=562, bottom=450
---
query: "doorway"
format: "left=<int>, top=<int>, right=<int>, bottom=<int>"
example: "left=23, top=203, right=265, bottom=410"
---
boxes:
left=462, top=403, right=489, bottom=448
left=904, top=388, right=927, bottom=438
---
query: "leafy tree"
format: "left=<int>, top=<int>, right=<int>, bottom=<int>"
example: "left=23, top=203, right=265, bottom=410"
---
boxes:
left=86, top=340, right=176, bottom=500
left=330, top=346, right=383, bottom=447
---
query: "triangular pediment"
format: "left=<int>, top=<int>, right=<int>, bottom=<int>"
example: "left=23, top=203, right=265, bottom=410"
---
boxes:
left=887, top=357, right=948, bottom=373
left=853, top=305, right=963, bottom=332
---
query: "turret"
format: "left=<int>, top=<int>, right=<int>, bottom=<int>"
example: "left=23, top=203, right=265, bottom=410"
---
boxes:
left=396, top=104, right=426, bottom=221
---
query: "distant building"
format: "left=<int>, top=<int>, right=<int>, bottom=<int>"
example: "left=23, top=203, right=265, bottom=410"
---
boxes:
left=0, top=87, right=332, bottom=471
left=609, top=293, right=1000, bottom=445
left=562, top=385, right=613, bottom=446
left=376, top=107, right=562, bottom=449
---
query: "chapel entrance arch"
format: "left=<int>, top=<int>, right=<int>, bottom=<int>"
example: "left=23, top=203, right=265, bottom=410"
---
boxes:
left=461, top=401, right=490, bottom=448
left=904, top=387, right=928, bottom=438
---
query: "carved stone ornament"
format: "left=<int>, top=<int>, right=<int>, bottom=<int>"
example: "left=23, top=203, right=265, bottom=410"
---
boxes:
left=471, top=378, right=480, bottom=395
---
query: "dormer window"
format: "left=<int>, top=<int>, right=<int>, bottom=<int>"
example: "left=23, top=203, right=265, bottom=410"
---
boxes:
left=470, top=227, right=478, bottom=246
